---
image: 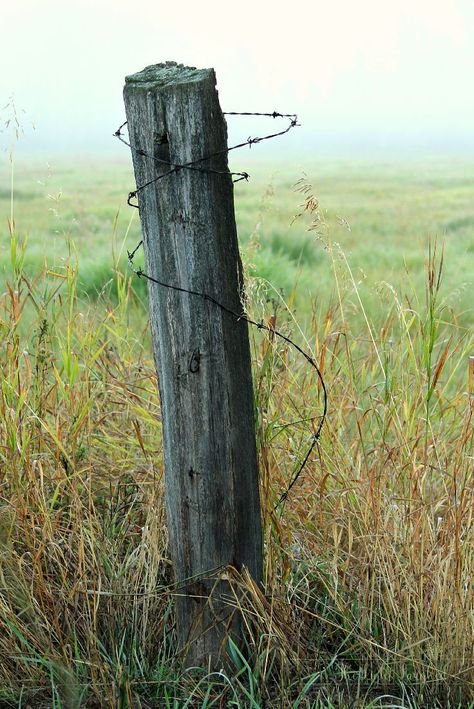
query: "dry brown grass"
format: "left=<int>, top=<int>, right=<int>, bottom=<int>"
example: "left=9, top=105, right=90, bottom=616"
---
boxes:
left=0, top=195, right=472, bottom=706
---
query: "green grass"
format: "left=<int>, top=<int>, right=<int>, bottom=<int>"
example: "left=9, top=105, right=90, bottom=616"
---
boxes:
left=1, top=156, right=472, bottom=326
left=0, top=154, right=473, bottom=707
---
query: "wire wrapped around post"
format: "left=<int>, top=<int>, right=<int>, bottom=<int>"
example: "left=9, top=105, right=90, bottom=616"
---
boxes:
left=115, top=109, right=326, bottom=511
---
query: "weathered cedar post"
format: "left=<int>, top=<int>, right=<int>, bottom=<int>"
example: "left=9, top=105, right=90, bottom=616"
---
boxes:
left=123, top=62, right=262, bottom=666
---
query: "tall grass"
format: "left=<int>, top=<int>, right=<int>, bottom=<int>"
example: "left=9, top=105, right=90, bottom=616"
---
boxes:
left=0, top=178, right=472, bottom=707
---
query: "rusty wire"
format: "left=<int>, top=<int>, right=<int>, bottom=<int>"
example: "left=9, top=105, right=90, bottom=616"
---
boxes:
left=115, top=111, right=327, bottom=511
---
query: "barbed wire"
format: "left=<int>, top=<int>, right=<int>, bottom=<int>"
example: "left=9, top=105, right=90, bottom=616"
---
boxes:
left=114, top=112, right=298, bottom=207
left=115, top=111, right=327, bottom=511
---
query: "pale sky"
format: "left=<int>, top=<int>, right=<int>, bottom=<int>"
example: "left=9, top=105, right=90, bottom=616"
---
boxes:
left=1, top=0, right=473, bottom=157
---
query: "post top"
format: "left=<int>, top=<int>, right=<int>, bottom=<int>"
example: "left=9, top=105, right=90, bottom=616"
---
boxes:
left=125, top=62, right=213, bottom=89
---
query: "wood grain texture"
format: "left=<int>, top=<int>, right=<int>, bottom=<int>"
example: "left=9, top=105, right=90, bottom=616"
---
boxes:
left=123, top=62, right=262, bottom=666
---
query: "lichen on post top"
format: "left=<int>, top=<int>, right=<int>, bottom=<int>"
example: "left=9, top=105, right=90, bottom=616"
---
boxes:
left=125, top=62, right=214, bottom=89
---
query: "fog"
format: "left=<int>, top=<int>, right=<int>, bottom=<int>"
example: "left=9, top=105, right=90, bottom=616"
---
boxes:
left=1, top=0, right=473, bottom=158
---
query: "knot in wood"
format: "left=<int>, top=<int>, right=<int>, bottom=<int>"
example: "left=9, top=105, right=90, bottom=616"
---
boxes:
left=189, top=349, right=201, bottom=373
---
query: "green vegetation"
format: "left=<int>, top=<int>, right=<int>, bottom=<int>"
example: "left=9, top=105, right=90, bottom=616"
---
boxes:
left=0, top=156, right=472, bottom=707
left=1, top=156, right=472, bottom=325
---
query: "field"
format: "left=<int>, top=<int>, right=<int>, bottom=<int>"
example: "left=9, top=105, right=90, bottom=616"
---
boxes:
left=0, top=155, right=473, bottom=707
left=2, top=157, right=473, bottom=323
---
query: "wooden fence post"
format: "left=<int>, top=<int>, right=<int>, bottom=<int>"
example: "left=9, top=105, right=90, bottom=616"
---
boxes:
left=123, top=62, right=263, bottom=666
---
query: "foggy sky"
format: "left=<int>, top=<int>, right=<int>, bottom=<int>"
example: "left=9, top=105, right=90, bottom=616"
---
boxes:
left=1, top=0, right=473, bottom=157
